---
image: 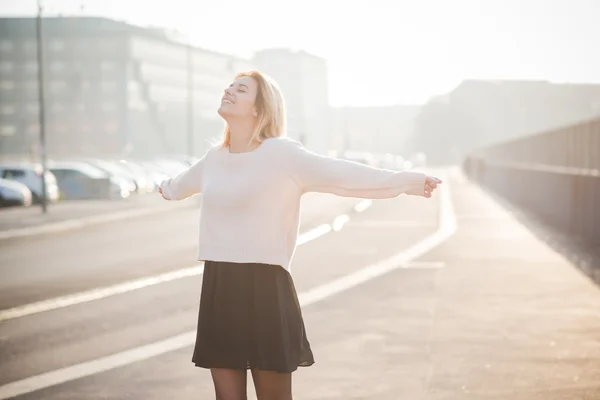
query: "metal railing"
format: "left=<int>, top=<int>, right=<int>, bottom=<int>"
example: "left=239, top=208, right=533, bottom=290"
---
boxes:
left=463, top=116, right=600, bottom=248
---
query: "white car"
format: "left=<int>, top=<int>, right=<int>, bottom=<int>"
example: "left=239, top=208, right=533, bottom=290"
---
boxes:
left=0, top=163, right=60, bottom=204
left=0, top=178, right=33, bottom=207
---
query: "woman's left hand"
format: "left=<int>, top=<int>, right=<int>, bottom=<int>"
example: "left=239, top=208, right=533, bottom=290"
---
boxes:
left=424, top=175, right=442, bottom=198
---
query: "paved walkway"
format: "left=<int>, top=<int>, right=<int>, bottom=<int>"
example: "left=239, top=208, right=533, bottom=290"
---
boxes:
left=404, top=168, right=600, bottom=399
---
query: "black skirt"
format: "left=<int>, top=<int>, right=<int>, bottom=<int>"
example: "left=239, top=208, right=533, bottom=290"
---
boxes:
left=192, top=261, right=315, bottom=373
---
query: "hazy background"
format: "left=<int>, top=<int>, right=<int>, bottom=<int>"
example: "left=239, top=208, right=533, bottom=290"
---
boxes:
left=1, top=0, right=599, bottom=199
left=2, top=0, right=600, bottom=106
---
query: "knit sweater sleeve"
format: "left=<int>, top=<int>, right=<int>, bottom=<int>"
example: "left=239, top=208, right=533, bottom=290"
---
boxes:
left=277, top=138, right=427, bottom=199
left=159, top=147, right=213, bottom=200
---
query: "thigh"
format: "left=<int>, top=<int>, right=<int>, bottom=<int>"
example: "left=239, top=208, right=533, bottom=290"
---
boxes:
left=250, top=369, right=293, bottom=400
left=210, top=368, right=247, bottom=400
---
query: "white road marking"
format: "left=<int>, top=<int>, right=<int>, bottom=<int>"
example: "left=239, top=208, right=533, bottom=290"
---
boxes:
left=298, top=180, right=455, bottom=306
left=0, top=175, right=455, bottom=400
left=354, top=199, right=373, bottom=212
left=0, top=332, right=198, bottom=399
left=0, top=200, right=375, bottom=322
left=401, top=261, right=446, bottom=269
left=331, top=214, right=350, bottom=231
left=0, top=266, right=205, bottom=322
left=348, top=220, right=436, bottom=227
left=0, top=223, right=332, bottom=322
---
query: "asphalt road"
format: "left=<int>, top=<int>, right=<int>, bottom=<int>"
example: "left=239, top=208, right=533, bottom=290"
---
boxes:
left=0, top=193, right=359, bottom=309
left=2, top=171, right=599, bottom=400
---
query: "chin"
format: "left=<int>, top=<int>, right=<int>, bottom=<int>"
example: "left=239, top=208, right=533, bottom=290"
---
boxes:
left=217, top=108, right=235, bottom=123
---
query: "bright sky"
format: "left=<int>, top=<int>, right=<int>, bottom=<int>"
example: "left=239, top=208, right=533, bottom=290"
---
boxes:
left=1, top=0, right=599, bottom=106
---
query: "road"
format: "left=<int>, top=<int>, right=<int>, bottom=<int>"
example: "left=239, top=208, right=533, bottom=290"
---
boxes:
left=1, top=169, right=599, bottom=400
left=0, top=193, right=358, bottom=309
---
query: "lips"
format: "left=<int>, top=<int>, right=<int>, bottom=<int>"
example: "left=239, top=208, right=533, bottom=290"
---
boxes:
left=221, top=97, right=234, bottom=104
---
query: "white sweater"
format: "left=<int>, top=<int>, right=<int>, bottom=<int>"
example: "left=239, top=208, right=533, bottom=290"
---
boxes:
left=160, top=137, right=427, bottom=272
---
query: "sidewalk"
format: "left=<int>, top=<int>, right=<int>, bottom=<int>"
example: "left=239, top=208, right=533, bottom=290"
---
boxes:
left=293, top=167, right=600, bottom=399
left=417, top=168, right=600, bottom=399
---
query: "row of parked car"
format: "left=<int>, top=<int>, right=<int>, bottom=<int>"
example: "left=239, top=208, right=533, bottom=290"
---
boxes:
left=0, top=155, right=197, bottom=208
left=0, top=149, right=427, bottom=208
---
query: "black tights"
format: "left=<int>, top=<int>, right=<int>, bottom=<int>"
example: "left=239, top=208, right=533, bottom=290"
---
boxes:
left=210, top=368, right=293, bottom=400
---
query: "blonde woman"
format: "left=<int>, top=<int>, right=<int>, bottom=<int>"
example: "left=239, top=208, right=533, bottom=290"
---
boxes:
left=159, top=70, right=442, bottom=400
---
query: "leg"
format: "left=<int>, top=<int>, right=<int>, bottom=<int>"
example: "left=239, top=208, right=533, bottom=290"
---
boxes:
left=210, top=368, right=247, bottom=400
left=251, top=368, right=293, bottom=400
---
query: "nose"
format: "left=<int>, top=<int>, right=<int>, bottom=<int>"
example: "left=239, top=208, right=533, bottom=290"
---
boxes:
left=224, top=87, right=234, bottom=96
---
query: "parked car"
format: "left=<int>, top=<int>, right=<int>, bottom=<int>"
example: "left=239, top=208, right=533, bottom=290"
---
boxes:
left=48, top=161, right=130, bottom=200
left=0, top=178, right=32, bottom=207
left=135, top=161, right=171, bottom=188
left=84, top=159, right=153, bottom=194
left=0, top=163, right=60, bottom=204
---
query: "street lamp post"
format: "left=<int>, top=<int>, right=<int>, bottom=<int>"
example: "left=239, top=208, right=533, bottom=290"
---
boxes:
left=186, top=44, right=194, bottom=158
left=36, top=0, right=48, bottom=213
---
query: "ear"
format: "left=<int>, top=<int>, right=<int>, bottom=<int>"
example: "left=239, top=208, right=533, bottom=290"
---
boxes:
left=252, top=108, right=258, bottom=117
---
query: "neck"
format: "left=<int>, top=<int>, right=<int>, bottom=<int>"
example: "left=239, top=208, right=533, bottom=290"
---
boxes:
left=227, top=118, right=260, bottom=153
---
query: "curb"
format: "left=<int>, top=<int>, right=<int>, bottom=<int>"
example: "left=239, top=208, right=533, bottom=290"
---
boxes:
left=0, top=199, right=198, bottom=241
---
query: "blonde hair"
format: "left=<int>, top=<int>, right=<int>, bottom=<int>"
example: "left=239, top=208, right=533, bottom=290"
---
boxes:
left=221, top=70, right=287, bottom=147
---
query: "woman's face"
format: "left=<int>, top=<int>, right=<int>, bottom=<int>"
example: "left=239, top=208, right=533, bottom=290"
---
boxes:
left=218, top=75, right=259, bottom=119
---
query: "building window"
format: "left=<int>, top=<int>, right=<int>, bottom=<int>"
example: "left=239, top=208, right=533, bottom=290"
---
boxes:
left=101, top=81, right=117, bottom=92
left=49, top=40, right=65, bottom=51
left=51, top=103, right=66, bottom=112
left=23, top=81, right=38, bottom=94
left=26, top=103, right=39, bottom=114
left=0, top=125, right=16, bottom=136
left=24, top=62, right=38, bottom=74
left=0, top=62, right=14, bottom=74
left=0, top=105, right=15, bottom=115
left=51, top=123, right=66, bottom=134
left=0, top=40, right=14, bottom=52
left=23, top=40, right=36, bottom=52
left=100, top=62, right=115, bottom=72
left=50, top=62, right=65, bottom=73
left=49, top=80, right=66, bottom=92
left=0, top=81, right=15, bottom=90
left=101, top=102, right=116, bottom=112
left=27, top=124, right=39, bottom=135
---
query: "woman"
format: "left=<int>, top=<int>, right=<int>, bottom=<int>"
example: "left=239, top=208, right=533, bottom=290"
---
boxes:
left=159, top=70, right=441, bottom=400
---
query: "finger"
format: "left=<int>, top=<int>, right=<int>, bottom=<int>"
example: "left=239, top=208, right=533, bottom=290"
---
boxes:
left=428, top=176, right=442, bottom=185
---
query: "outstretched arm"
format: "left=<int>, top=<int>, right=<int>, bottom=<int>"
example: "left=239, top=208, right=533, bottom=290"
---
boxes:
left=280, top=139, right=440, bottom=199
left=159, top=149, right=212, bottom=200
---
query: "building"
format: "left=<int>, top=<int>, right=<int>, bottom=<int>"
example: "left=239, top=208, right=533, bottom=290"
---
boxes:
left=0, top=17, right=254, bottom=160
left=409, top=79, right=600, bottom=164
left=330, top=105, right=421, bottom=157
left=252, top=49, right=330, bottom=154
